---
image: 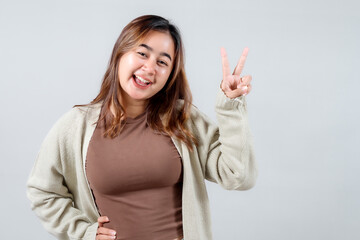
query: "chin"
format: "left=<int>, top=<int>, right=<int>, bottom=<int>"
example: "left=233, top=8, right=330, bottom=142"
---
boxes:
left=127, top=91, right=150, bottom=101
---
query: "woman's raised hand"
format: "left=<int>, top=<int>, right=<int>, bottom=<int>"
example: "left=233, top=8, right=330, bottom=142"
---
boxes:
left=220, top=47, right=252, bottom=98
left=96, top=216, right=117, bottom=240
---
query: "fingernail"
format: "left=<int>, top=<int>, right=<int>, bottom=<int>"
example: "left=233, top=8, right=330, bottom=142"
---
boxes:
left=242, top=86, right=248, bottom=91
left=112, top=236, right=116, bottom=239
left=111, top=231, right=116, bottom=235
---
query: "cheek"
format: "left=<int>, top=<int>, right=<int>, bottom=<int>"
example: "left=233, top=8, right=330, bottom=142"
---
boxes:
left=119, top=54, right=140, bottom=76
left=122, top=60, right=133, bottom=73
left=157, top=70, right=171, bottom=87
left=126, top=55, right=138, bottom=68
left=158, top=68, right=172, bottom=80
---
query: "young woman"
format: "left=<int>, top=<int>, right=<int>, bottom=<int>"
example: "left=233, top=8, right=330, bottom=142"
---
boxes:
left=27, top=15, right=257, bottom=240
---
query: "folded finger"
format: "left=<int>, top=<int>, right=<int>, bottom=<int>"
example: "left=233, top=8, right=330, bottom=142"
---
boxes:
left=97, top=227, right=117, bottom=236
left=97, top=216, right=110, bottom=228
left=241, top=75, right=252, bottom=86
left=96, top=233, right=116, bottom=240
left=237, top=75, right=251, bottom=88
left=224, top=88, right=244, bottom=99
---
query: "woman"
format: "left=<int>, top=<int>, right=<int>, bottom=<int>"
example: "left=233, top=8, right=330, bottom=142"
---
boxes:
left=27, top=15, right=257, bottom=240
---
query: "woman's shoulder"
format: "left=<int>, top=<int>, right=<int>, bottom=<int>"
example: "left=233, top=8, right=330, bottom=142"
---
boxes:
left=175, top=99, right=215, bottom=129
left=59, top=102, right=101, bottom=123
left=48, top=102, right=103, bottom=138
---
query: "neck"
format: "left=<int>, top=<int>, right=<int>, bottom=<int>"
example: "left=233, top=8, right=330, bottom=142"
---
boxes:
left=110, top=92, right=148, bottom=119
left=123, top=103, right=147, bottom=118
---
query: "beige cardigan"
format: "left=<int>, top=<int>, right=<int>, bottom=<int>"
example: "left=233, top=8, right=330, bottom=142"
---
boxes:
left=27, top=89, right=257, bottom=240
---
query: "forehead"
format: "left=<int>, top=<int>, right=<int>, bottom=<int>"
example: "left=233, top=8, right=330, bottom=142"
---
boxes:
left=138, top=31, right=175, bottom=58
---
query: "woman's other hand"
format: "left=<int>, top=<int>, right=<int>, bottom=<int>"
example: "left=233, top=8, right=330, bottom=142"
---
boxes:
left=96, top=216, right=117, bottom=240
left=220, top=47, right=252, bottom=98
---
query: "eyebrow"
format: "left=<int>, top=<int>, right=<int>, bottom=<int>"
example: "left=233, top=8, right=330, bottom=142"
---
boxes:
left=139, top=44, right=172, bottom=61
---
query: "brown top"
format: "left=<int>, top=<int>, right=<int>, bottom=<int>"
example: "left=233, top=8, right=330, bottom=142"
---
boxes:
left=86, top=110, right=183, bottom=240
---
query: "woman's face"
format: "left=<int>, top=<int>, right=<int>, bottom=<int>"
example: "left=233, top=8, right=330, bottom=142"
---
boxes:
left=117, top=30, right=175, bottom=105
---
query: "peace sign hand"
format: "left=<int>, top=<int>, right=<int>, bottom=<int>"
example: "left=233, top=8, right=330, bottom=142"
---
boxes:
left=220, top=47, right=252, bottom=99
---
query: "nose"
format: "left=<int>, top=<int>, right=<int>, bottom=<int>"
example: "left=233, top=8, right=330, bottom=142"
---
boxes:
left=142, top=58, right=156, bottom=75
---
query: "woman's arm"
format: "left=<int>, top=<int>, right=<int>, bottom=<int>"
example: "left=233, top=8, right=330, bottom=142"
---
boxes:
left=203, top=89, right=257, bottom=190
left=26, top=109, right=98, bottom=240
left=195, top=47, right=257, bottom=190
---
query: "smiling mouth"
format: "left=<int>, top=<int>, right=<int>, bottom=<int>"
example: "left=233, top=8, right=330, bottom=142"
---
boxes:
left=132, top=75, right=152, bottom=89
left=134, top=75, right=151, bottom=86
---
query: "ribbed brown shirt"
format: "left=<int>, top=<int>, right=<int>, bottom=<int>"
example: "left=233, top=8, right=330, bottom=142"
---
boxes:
left=86, top=111, right=183, bottom=240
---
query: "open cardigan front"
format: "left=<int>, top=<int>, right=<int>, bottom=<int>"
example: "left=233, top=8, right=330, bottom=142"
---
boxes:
left=27, top=89, right=257, bottom=240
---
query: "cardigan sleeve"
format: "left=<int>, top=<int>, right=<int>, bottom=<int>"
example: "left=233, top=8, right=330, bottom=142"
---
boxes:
left=193, top=89, right=257, bottom=190
left=26, top=109, right=98, bottom=240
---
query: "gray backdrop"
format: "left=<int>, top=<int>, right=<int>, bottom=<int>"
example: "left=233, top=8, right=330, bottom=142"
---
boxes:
left=1, top=0, right=359, bottom=239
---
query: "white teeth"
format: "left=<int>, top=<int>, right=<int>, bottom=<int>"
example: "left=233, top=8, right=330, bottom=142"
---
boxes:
left=135, top=75, right=150, bottom=84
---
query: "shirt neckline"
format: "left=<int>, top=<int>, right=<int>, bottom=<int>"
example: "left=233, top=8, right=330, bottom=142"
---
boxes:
left=124, top=111, right=147, bottom=124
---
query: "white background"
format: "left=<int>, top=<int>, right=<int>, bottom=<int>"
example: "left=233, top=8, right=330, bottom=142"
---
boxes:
left=1, top=0, right=359, bottom=239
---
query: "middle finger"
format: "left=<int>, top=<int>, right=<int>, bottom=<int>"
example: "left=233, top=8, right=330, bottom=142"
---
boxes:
left=233, top=47, right=249, bottom=76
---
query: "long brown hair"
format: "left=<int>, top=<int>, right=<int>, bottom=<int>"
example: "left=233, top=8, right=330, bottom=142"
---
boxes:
left=74, top=15, right=197, bottom=150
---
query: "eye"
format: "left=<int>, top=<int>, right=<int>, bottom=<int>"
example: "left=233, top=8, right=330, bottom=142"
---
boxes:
left=137, top=52, right=147, bottom=57
left=158, top=60, right=168, bottom=67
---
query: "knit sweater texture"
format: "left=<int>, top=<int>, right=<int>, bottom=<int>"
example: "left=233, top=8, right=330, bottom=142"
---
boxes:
left=26, top=89, right=257, bottom=240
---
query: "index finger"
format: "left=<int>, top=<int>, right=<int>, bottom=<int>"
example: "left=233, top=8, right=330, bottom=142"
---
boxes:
left=233, top=47, right=249, bottom=76
left=221, top=47, right=231, bottom=79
